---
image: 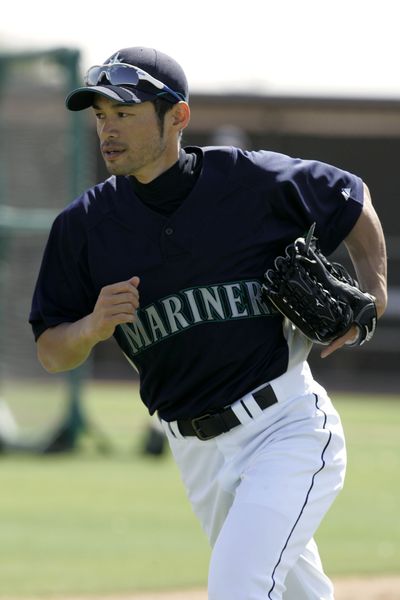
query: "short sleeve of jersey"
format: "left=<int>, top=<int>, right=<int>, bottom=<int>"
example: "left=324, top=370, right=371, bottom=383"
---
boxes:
left=29, top=199, right=96, bottom=340
left=253, top=151, right=364, bottom=255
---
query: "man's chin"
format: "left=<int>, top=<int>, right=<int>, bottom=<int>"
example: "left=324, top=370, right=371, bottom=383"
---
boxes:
left=104, top=161, right=130, bottom=176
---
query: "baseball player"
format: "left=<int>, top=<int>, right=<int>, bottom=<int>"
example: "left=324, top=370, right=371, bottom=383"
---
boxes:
left=29, top=47, right=387, bottom=599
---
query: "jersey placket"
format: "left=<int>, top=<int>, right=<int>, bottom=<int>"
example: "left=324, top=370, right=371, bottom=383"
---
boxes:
left=160, top=221, right=191, bottom=262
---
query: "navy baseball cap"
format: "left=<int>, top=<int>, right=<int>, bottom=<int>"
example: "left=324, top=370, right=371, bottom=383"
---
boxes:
left=66, top=46, right=189, bottom=111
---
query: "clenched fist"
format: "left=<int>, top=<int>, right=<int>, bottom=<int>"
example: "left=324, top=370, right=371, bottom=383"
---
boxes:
left=89, top=276, right=141, bottom=342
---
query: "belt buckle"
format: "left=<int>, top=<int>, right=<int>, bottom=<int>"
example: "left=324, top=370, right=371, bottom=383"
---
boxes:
left=191, top=413, right=215, bottom=440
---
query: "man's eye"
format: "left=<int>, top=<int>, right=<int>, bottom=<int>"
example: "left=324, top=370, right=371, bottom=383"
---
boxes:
left=95, top=113, right=105, bottom=120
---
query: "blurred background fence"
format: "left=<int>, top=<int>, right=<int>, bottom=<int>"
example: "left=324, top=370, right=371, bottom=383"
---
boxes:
left=0, top=49, right=96, bottom=449
left=0, top=48, right=93, bottom=378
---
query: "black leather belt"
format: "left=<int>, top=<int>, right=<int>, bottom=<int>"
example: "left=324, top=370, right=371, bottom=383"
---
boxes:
left=176, top=385, right=278, bottom=440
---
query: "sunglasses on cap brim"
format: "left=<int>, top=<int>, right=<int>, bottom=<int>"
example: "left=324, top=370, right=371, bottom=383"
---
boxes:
left=84, top=63, right=184, bottom=102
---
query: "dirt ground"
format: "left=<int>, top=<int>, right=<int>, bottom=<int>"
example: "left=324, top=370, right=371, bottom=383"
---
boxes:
left=15, top=576, right=399, bottom=600
left=333, top=576, right=400, bottom=599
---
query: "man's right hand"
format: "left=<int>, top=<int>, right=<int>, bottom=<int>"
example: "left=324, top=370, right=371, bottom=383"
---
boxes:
left=37, top=276, right=140, bottom=373
left=88, top=276, right=140, bottom=343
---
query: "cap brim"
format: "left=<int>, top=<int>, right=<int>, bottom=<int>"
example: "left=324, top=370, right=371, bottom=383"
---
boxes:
left=65, top=85, right=158, bottom=111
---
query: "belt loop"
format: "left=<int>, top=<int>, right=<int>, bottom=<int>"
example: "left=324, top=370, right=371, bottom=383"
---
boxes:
left=161, top=418, right=183, bottom=439
left=230, top=395, right=257, bottom=423
left=167, top=421, right=177, bottom=438
left=239, top=394, right=265, bottom=419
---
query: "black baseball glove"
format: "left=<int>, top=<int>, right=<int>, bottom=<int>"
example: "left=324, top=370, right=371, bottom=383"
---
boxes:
left=262, top=223, right=377, bottom=346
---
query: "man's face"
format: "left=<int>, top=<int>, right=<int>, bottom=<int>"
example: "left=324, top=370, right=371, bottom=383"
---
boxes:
left=92, top=95, right=167, bottom=180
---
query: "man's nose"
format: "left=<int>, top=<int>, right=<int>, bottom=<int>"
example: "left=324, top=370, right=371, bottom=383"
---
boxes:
left=101, top=118, right=119, bottom=138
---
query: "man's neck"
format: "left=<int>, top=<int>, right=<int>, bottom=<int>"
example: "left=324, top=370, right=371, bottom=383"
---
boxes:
left=130, top=145, right=181, bottom=184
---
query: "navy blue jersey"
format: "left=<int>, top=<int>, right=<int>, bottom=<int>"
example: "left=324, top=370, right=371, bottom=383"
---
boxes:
left=30, top=147, right=363, bottom=420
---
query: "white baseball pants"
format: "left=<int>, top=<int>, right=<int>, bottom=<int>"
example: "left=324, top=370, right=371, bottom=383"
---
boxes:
left=161, top=361, right=346, bottom=599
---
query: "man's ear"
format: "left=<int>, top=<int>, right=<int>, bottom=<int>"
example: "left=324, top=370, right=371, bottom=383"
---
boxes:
left=171, top=101, right=190, bottom=132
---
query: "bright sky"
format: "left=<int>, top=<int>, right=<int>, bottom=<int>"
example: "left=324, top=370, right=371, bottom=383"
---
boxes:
left=2, top=0, right=400, bottom=98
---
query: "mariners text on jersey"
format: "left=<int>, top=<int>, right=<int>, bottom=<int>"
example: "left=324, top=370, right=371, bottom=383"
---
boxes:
left=118, top=279, right=275, bottom=356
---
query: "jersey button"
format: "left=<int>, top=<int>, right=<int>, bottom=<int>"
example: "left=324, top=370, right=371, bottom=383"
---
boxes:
left=165, top=227, right=174, bottom=236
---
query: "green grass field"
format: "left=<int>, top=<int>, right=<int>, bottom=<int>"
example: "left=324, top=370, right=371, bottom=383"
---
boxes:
left=0, top=380, right=399, bottom=597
